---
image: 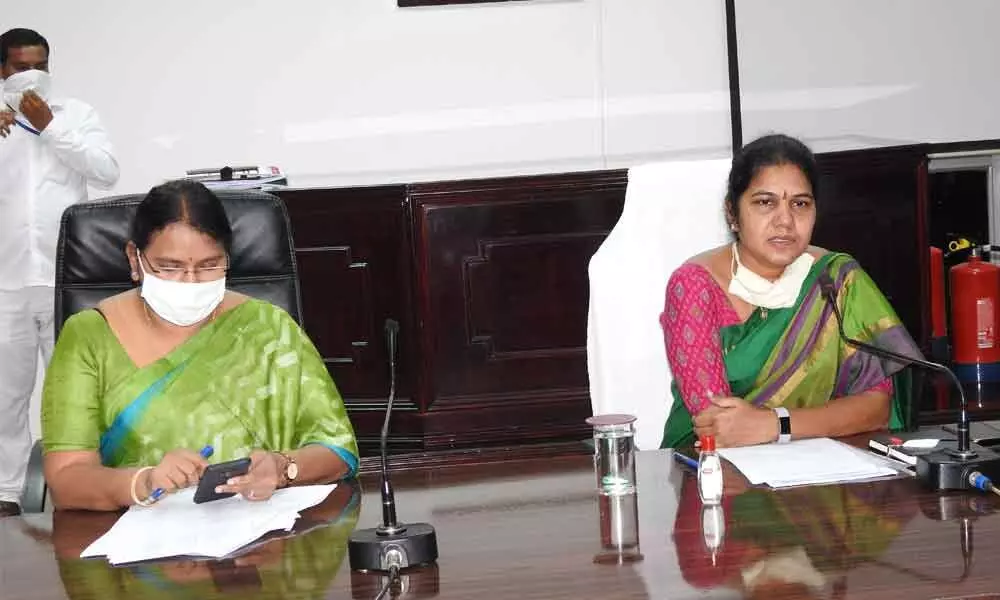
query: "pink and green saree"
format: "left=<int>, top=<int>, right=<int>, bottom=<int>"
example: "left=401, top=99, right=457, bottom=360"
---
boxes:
left=662, top=253, right=922, bottom=449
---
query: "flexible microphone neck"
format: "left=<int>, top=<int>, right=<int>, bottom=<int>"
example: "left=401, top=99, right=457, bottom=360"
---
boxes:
left=817, top=273, right=971, bottom=455
left=347, top=317, right=438, bottom=571
left=379, top=319, right=401, bottom=533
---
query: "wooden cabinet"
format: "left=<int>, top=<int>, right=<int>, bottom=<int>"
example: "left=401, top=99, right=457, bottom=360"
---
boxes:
left=813, top=145, right=930, bottom=348
left=279, top=186, right=424, bottom=453
left=278, top=171, right=626, bottom=456
left=409, top=172, right=627, bottom=449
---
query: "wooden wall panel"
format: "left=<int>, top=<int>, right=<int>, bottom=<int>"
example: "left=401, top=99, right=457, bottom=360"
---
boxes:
left=278, top=186, right=423, bottom=453
left=410, top=171, right=627, bottom=448
left=295, top=246, right=373, bottom=370
left=814, top=145, right=931, bottom=349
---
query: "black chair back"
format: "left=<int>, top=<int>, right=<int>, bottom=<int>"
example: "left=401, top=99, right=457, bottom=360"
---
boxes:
left=54, top=189, right=301, bottom=336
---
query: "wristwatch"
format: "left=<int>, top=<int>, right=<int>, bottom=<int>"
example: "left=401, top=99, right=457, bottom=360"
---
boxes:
left=277, top=452, right=299, bottom=487
left=773, top=406, right=791, bottom=443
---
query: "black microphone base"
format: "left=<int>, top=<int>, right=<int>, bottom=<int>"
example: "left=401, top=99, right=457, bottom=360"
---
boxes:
left=348, top=523, right=438, bottom=572
left=916, top=442, right=1000, bottom=490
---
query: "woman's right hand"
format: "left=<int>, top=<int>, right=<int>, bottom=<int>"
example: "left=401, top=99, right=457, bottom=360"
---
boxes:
left=145, top=449, right=210, bottom=497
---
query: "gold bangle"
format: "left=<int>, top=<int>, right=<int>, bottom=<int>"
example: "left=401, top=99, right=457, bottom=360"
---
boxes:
left=130, top=466, right=156, bottom=507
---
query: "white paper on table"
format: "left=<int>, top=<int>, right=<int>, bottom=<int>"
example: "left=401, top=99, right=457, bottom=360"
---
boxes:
left=717, top=438, right=898, bottom=488
left=81, top=484, right=336, bottom=565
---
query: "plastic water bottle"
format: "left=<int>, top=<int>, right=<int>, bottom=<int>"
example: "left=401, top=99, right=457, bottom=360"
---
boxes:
left=698, top=435, right=723, bottom=505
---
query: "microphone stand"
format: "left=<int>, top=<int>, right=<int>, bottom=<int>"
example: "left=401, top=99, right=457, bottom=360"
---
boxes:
left=818, top=273, right=1000, bottom=490
left=348, top=319, right=438, bottom=573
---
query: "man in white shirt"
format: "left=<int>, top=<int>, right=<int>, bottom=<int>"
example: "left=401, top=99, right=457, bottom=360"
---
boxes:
left=0, top=28, right=119, bottom=516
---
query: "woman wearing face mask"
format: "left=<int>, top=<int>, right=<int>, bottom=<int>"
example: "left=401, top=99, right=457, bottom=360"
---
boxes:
left=40, top=181, right=358, bottom=510
left=660, top=134, right=922, bottom=449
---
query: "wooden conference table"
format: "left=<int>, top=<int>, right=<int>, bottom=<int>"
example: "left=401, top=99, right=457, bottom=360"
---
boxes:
left=2, top=445, right=1000, bottom=600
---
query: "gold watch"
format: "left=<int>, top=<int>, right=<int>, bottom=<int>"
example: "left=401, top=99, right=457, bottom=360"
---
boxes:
left=278, top=452, right=299, bottom=488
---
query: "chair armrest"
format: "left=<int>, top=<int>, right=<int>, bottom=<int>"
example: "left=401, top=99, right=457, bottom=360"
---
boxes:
left=20, top=440, right=47, bottom=513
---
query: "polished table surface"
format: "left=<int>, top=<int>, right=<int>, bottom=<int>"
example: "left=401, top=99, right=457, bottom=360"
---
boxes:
left=4, top=448, right=1000, bottom=599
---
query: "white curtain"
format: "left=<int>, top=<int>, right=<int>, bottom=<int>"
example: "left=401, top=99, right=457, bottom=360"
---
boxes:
left=587, top=158, right=732, bottom=450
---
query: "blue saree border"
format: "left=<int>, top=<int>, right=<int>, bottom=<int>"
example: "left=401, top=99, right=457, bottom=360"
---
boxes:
left=306, top=442, right=359, bottom=479
left=99, top=361, right=190, bottom=466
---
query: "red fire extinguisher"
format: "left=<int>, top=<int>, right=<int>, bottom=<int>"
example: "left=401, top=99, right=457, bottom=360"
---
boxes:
left=950, top=245, right=1000, bottom=382
left=929, top=246, right=947, bottom=354
left=929, top=246, right=950, bottom=408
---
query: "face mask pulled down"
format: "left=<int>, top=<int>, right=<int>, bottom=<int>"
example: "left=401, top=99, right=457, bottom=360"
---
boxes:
left=138, top=252, right=226, bottom=327
left=728, top=243, right=814, bottom=310
left=2, top=69, right=51, bottom=114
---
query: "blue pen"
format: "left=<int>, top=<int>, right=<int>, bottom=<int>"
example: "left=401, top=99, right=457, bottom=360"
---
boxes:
left=673, top=450, right=699, bottom=471
left=150, top=445, right=214, bottom=501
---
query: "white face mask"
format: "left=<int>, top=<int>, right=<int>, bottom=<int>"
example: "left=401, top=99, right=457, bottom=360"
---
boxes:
left=2, top=69, right=51, bottom=114
left=138, top=252, right=226, bottom=327
left=728, top=243, right=814, bottom=309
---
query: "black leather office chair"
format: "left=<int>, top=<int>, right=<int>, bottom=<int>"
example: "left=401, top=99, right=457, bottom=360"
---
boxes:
left=20, top=189, right=302, bottom=513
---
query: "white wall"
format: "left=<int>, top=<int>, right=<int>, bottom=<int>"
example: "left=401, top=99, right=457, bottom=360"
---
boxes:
left=737, top=0, right=1000, bottom=153
left=10, top=1, right=1000, bottom=194
left=5, top=0, right=731, bottom=195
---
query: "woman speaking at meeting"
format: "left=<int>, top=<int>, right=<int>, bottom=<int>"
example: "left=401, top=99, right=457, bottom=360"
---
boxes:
left=660, top=134, right=921, bottom=449
left=41, top=180, right=358, bottom=510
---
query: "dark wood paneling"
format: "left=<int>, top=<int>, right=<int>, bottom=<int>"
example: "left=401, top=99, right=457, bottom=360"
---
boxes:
left=279, top=173, right=626, bottom=455
left=277, top=186, right=422, bottom=454
left=411, top=171, right=627, bottom=447
left=814, top=145, right=931, bottom=348
left=294, top=247, right=373, bottom=369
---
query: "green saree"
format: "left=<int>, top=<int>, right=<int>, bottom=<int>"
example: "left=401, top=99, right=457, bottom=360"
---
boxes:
left=661, top=253, right=921, bottom=449
left=41, top=298, right=358, bottom=474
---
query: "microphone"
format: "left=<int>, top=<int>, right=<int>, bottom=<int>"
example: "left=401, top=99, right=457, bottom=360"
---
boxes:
left=348, top=319, right=438, bottom=575
left=380, top=319, right=400, bottom=532
left=817, top=272, right=1000, bottom=490
left=869, top=493, right=980, bottom=583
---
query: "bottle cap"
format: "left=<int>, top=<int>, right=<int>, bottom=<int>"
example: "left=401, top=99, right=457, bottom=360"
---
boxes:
left=700, top=435, right=716, bottom=452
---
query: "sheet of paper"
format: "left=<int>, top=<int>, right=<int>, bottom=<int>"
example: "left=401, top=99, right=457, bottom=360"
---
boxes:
left=718, top=438, right=897, bottom=488
left=81, top=484, right=336, bottom=564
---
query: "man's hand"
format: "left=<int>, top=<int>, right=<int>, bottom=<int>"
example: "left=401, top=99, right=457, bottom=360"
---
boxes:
left=0, top=111, right=14, bottom=138
left=19, top=90, right=53, bottom=132
left=693, top=397, right=779, bottom=447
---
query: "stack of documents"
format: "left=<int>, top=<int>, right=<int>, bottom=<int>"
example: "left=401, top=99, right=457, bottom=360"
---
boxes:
left=182, top=165, right=288, bottom=191
left=81, top=484, right=336, bottom=564
left=718, top=438, right=898, bottom=488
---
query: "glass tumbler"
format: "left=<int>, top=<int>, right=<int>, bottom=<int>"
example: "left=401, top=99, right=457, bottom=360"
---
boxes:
left=585, top=414, right=637, bottom=496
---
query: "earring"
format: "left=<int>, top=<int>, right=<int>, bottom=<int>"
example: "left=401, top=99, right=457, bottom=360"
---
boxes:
left=729, top=223, right=738, bottom=232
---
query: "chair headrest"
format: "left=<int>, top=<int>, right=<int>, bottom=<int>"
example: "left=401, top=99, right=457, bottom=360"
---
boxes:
left=55, top=189, right=301, bottom=332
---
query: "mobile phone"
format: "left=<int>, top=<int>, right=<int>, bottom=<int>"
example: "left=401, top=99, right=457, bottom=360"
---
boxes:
left=194, top=458, right=252, bottom=504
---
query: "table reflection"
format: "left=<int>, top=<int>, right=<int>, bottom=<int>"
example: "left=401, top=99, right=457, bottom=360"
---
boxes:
left=673, top=476, right=920, bottom=598
left=51, top=480, right=361, bottom=600
left=593, top=492, right=642, bottom=565
left=349, top=563, right=440, bottom=599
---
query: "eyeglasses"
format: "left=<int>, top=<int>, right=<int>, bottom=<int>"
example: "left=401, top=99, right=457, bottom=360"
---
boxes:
left=141, top=254, right=229, bottom=282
